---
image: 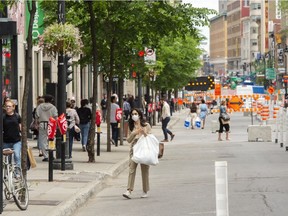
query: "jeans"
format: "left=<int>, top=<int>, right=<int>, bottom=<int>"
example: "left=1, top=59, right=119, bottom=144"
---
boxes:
left=68, top=127, right=75, bottom=158
left=79, top=122, right=90, bottom=147
left=3, top=141, right=21, bottom=168
left=162, top=117, right=172, bottom=140
left=110, top=122, right=119, bottom=146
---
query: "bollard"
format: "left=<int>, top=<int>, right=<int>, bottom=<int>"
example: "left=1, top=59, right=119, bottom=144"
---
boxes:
left=97, top=126, right=101, bottom=156
left=48, top=150, right=55, bottom=182
left=215, top=161, right=229, bottom=216
left=280, top=108, right=284, bottom=148
left=61, top=141, right=66, bottom=171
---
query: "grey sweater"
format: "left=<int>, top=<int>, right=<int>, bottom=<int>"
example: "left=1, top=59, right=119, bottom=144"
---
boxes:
left=35, top=103, right=58, bottom=122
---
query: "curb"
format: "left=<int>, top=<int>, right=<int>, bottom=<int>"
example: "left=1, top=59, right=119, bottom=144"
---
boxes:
left=50, top=157, right=129, bottom=216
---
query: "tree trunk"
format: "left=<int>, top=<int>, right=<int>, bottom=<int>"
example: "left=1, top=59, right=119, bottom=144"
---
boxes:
left=86, top=1, right=98, bottom=163
left=118, top=77, right=124, bottom=145
left=22, top=1, right=36, bottom=179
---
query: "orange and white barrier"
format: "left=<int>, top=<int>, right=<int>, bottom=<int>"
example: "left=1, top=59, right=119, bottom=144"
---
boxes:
left=261, top=105, right=269, bottom=121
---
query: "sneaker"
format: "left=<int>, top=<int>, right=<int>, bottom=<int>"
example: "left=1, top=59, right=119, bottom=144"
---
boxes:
left=82, top=145, right=86, bottom=152
left=141, top=192, right=148, bottom=198
left=42, top=158, right=49, bottom=162
left=122, top=190, right=131, bottom=199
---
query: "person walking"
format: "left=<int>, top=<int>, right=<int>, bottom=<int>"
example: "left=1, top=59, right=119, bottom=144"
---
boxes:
left=123, top=98, right=131, bottom=120
left=36, top=94, right=58, bottom=162
left=189, top=102, right=198, bottom=129
left=218, top=100, right=230, bottom=141
left=100, top=94, right=107, bottom=122
left=123, top=108, right=152, bottom=199
left=160, top=97, right=175, bottom=142
left=77, top=99, right=92, bottom=152
left=199, top=99, right=208, bottom=129
left=3, top=100, right=22, bottom=168
left=110, top=95, right=120, bottom=146
left=66, top=101, right=80, bottom=158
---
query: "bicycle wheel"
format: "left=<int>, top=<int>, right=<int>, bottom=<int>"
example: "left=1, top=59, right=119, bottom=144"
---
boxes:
left=12, top=167, right=29, bottom=210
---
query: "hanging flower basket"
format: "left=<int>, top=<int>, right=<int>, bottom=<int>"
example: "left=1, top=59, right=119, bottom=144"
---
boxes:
left=38, top=23, right=83, bottom=58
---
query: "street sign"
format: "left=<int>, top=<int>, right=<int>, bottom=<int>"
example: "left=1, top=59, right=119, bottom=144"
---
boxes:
left=227, top=96, right=244, bottom=111
left=144, top=47, right=156, bottom=65
left=266, top=68, right=276, bottom=80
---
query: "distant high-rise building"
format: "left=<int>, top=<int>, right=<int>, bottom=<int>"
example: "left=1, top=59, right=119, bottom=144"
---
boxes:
left=219, top=0, right=228, bottom=14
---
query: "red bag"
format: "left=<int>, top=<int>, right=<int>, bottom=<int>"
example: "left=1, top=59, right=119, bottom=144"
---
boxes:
left=115, top=108, right=122, bottom=122
left=57, top=113, right=68, bottom=135
left=48, top=117, right=57, bottom=140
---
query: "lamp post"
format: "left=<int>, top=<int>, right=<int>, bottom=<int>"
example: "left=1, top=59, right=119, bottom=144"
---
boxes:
left=54, top=0, right=73, bottom=170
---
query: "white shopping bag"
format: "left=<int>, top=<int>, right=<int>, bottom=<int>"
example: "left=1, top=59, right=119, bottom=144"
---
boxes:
left=184, top=117, right=191, bottom=128
left=195, top=116, right=201, bottom=128
left=132, top=134, right=159, bottom=166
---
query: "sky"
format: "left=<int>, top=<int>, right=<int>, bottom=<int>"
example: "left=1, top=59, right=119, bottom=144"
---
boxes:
left=182, top=0, right=219, bottom=53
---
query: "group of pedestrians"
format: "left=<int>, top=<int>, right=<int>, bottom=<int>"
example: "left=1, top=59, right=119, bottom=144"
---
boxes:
left=188, top=99, right=230, bottom=141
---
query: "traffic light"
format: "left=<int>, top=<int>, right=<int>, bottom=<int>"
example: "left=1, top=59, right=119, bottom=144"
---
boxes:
left=65, top=55, right=73, bottom=85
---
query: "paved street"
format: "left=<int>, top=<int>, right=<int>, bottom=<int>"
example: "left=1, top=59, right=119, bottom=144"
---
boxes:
left=73, top=111, right=288, bottom=216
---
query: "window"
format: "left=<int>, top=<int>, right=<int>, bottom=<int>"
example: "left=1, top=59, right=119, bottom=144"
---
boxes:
left=43, top=61, right=52, bottom=94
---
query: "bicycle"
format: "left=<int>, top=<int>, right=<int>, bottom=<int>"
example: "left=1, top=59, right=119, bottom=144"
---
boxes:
left=2, top=148, right=29, bottom=210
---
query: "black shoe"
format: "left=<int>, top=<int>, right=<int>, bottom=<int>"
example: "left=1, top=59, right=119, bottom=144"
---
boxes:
left=42, top=158, right=49, bottom=162
left=171, top=134, right=175, bottom=141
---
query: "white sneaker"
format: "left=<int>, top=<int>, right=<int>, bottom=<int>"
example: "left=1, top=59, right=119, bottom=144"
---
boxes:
left=141, top=192, right=148, bottom=198
left=122, top=190, right=131, bottom=199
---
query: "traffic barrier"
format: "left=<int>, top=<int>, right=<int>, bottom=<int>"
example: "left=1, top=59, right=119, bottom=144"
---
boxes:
left=248, top=125, right=272, bottom=142
left=260, top=105, right=269, bottom=121
left=211, top=108, right=259, bottom=113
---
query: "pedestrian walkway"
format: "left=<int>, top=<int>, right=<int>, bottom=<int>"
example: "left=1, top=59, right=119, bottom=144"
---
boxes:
left=1, top=110, right=183, bottom=216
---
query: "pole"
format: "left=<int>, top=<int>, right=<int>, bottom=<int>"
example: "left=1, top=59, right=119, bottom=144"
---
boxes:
left=138, top=76, right=143, bottom=110
left=0, top=38, right=3, bottom=214
left=54, top=0, right=72, bottom=170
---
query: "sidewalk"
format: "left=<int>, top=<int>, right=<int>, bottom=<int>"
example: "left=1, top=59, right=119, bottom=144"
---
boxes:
left=1, top=110, right=183, bottom=216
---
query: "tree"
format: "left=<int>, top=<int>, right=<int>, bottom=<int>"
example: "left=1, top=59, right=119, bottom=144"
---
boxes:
left=21, top=0, right=36, bottom=179
left=154, top=35, right=202, bottom=92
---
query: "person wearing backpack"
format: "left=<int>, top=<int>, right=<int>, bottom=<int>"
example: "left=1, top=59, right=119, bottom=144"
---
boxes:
left=3, top=99, right=22, bottom=168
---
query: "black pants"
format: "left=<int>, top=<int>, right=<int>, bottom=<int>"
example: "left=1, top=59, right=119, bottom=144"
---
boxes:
left=110, top=123, right=119, bottom=146
left=218, top=117, right=230, bottom=133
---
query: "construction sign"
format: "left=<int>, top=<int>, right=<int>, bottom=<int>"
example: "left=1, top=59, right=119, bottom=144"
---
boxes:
left=227, top=96, right=244, bottom=112
left=185, top=76, right=215, bottom=91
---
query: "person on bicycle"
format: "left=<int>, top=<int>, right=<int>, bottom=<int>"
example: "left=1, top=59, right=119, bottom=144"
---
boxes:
left=3, top=99, right=22, bottom=168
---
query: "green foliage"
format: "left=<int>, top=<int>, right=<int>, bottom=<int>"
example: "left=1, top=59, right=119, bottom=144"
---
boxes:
left=38, top=23, right=83, bottom=58
left=39, top=1, right=214, bottom=88
left=154, top=35, right=202, bottom=91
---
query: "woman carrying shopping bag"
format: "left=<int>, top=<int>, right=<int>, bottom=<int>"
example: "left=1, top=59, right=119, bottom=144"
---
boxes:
left=123, top=108, right=152, bottom=199
left=189, top=102, right=198, bottom=129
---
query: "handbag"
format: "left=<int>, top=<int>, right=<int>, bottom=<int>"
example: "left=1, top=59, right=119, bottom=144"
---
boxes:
left=74, top=125, right=81, bottom=133
left=220, top=112, right=230, bottom=121
left=158, top=143, right=164, bottom=159
left=29, top=119, right=39, bottom=131
left=27, top=147, right=37, bottom=169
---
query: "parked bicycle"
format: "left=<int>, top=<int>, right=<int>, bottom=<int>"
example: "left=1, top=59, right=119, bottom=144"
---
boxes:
left=2, top=148, right=29, bottom=210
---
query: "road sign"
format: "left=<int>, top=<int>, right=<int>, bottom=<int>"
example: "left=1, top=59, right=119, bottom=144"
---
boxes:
left=144, top=47, right=156, bottom=65
left=266, top=68, right=276, bottom=80
left=227, top=96, right=244, bottom=111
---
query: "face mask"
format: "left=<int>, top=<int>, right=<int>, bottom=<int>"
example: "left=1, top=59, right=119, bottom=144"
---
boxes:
left=132, top=115, right=139, bottom=122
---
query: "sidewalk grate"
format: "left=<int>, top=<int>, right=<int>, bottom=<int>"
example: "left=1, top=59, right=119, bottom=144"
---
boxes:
left=29, top=200, right=61, bottom=206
